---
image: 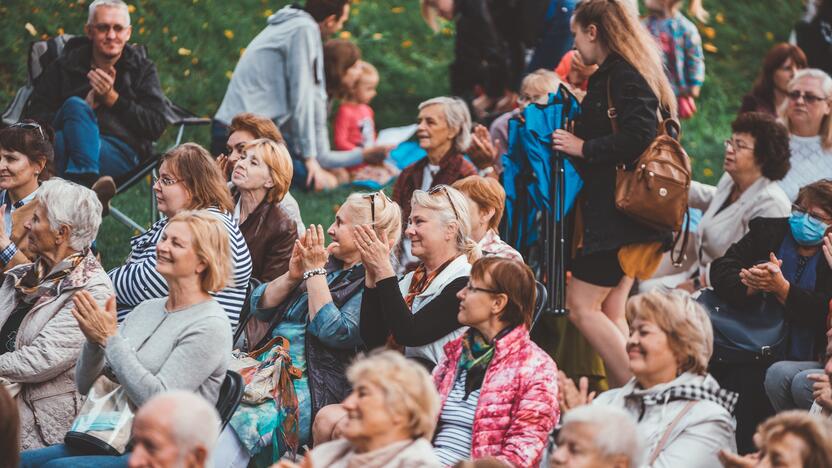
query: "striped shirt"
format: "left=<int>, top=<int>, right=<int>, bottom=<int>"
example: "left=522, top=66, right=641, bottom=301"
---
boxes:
left=433, top=369, right=479, bottom=466
left=108, top=207, right=253, bottom=329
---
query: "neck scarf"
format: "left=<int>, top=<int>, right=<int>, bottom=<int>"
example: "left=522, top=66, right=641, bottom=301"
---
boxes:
left=403, top=257, right=455, bottom=308
left=457, top=326, right=514, bottom=400
left=14, top=251, right=86, bottom=305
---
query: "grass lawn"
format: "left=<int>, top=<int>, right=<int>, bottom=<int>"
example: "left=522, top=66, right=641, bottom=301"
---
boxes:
left=0, top=0, right=805, bottom=269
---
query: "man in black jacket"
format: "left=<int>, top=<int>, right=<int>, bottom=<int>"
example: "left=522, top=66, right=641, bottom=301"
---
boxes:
left=24, top=0, right=167, bottom=194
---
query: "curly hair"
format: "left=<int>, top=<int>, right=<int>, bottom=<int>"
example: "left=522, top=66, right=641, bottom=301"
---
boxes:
left=731, top=112, right=791, bottom=181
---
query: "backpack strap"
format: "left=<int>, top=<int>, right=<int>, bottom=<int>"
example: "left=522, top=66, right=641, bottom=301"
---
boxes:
left=648, top=400, right=698, bottom=465
left=670, top=209, right=691, bottom=268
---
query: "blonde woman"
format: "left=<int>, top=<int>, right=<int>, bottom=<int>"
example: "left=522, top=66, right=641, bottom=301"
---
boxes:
left=550, top=0, right=677, bottom=387
left=21, top=210, right=233, bottom=465
left=216, top=192, right=402, bottom=467
left=277, top=350, right=442, bottom=468
left=231, top=138, right=298, bottom=282
left=560, top=291, right=738, bottom=468
left=358, top=185, right=480, bottom=370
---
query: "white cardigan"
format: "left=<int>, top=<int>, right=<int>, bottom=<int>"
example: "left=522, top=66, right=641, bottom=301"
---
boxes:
left=398, top=254, right=471, bottom=365
left=642, top=173, right=790, bottom=291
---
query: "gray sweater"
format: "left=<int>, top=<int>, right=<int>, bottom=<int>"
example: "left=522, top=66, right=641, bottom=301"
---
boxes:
left=214, top=6, right=362, bottom=169
left=76, top=297, right=232, bottom=406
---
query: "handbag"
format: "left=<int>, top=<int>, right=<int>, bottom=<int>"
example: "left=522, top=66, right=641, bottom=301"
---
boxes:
left=606, top=77, right=692, bottom=266
left=229, top=335, right=302, bottom=405
left=64, top=374, right=137, bottom=455
left=696, top=288, right=787, bottom=363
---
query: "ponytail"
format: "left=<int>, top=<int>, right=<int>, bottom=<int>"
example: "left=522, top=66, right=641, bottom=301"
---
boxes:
left=462, top=237, right=482, bottom=265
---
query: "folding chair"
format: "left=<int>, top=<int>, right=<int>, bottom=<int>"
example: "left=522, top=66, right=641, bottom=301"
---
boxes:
left=2, top=34, right=210, bottom=232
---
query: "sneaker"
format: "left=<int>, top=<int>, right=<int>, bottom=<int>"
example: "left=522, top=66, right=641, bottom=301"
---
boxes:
left=91, top=176, right=117, bottom=217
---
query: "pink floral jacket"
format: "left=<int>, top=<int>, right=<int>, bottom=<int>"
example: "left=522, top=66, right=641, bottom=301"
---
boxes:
left=433, top=326, right=559, bottom=467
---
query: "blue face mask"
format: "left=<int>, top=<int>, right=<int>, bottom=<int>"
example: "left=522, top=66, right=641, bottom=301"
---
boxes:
left=789, top=211, right=829, bottom=246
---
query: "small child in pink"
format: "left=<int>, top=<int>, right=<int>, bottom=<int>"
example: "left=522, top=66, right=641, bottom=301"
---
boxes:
left=333, top=61, right=399, bottom=185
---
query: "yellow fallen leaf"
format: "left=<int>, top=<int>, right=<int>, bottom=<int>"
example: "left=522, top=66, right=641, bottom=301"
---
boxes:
left=765, top=31, right=774, bottom=41
left=224, top=29, right=234, bottom=40
left=239, top=47, right=246, bottom=56
left=263, top=9, right=273, bottom=17
left=24, top=22, right=37, bottom=36
left=703, top=167, right=714, bottom=177
left=703, top=42, right=718, bottom=53
left=372, top=33, right=383, bottom=40
left=138, top=17, right=144, bottom=25
left=183, top=69, right=190, bottom=77
left=391, top=6, right=405, bottom=13
left=401, top=39, right=413, bottom=48
left=225, top=70, right=233, bottom=80
left=163, top=26, right=169, bottom=34
left=701, top=26, right=716, bottom=40
left=715, top=12, right=724, bottom=24
left=178, top=48, right=191, bottom=56
left=127, top=4, right=136, bottom=13
left=339, top=31, right=352, bottom=39
left=171, top=36, right=178, bottom=43
left=191, top=57, right=199, bottom=65
left=139, top=26, right=145, bottom=35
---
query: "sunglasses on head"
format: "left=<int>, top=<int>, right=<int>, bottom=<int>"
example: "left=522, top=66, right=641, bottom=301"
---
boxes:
left=9, top=122, right=45, bottom=141
left=428, top=185, right=460, bottom=221
left=363, top=191, right=390, bottom=223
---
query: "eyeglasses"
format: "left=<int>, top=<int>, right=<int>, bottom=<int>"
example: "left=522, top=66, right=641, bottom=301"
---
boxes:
left=9, top=122, right=45, bottom=141
left=363, top=192, right=387, bottom=223
left=91, top=23, right=129, bottom=34
left=724, top=138, right=754, bottom=153
left=787, top=90, right=828, bottom=104
left=428, top=185, right=460, bottom=221
left=792, top=204, right=832, bottom=225
left=464, top=281, right=501, bottom=295
left=155, top=176, right=181, bottom=187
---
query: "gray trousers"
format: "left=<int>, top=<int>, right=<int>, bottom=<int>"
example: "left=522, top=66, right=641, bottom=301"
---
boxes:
left=764, top=360, right=824, bottom=411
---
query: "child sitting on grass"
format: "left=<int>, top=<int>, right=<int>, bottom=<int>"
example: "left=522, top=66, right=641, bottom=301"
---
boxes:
left=334, top=60, right=399, bottom=186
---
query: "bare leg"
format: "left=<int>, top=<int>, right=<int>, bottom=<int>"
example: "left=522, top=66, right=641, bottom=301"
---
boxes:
left=601, top=275, right=635, bottom=339
left=566, top=277, right=632, bottom=387
left=311, top=404, right=348, bottom=446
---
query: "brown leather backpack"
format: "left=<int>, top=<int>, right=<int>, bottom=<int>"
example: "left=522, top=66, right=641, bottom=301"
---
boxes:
left=606, top=78, right=691, bottom=266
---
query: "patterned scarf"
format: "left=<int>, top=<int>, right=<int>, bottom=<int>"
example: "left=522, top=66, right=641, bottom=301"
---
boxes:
left=403, top=258, right=455, bottom=308
left=457, top=326, right=514, bottom=400
left=14, top=251, right=86, bottom=305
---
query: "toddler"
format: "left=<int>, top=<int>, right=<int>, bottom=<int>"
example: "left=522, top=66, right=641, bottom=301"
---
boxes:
left=643, top=0, right=707, bottom=119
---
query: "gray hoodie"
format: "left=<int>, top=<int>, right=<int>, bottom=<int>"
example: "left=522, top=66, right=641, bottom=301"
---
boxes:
left=214, top=6, right=361, bottom=168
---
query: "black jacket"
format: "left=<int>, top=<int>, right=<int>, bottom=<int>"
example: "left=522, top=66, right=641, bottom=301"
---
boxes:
left=574, top=53, right=671, bottom=254
left=25, top=37, right=167, bottom=157
left=710, top=218, right=832, bottom=354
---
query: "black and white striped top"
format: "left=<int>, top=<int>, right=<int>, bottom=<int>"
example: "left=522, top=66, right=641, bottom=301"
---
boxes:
left=433, top=369, right=479, bottom=466
left=108, top=207, right=252, bottom=329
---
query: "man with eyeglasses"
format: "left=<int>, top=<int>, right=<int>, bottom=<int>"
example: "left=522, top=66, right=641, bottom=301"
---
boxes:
left=777, top=68, right=832, bottom=202
left=24, top=0, right=167, bottom=204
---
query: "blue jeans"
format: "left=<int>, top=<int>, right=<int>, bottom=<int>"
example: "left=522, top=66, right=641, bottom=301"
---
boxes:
left=526, top=0, right=577, bottom=73
left=20, top=444, right=130, bottom=468
left=53, top=96, right=139, bottom=181
left=764, top=360, right=823, bottom=411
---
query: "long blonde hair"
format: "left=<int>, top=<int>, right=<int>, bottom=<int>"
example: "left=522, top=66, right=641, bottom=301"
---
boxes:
left=574, top=0, right=677, bottom=116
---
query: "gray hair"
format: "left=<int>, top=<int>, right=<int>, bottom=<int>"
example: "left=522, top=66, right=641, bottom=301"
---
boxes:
left=139, top=391, right=221, bottom=463
left=87, top=0, right=131, bottom=25
left=36, top=179, right=102, bottom=251
left=410, top=185, right=481, bottom=264
left=784, top=68, right=832, bottom=150
left=418, top=96, right=472, bottom=152
left=562, top=404, right=643, bottom=467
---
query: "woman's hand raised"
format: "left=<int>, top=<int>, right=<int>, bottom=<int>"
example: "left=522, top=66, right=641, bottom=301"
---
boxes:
left=71, top=291, right=118, bottom=347
left=297, top=225, right=329, bottom=272
left=353, top=224, right=396, bottom=284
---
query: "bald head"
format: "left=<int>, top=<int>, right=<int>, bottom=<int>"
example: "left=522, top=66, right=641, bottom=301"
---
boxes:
left=128, top=391, right=220, bottom=468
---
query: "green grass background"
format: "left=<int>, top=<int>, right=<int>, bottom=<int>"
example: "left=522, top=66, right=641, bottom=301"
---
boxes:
left=0, top=0, right=805, bottom=268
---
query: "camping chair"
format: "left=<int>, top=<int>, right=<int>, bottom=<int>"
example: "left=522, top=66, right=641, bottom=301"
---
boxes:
left=2, top=34, right=210, bottom=232
left=216, top=370, right=245, bottom=430
left=531, top=280, right=548, bottom=332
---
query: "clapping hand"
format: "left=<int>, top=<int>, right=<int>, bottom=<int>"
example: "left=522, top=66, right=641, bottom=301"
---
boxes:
left=87, top=67, right=118, bottom=107
left=718, top=450, right=758, bottom=468
left=467, top=124, right=498, bottom=170
left=297, top=225, right=329, bottom=272
left=808, top=372, right=832, bottom=413
left=740, top=252, right=789, bottom=301
left=353, top=224, right=395, bottom=286
left=71, top=291, right=118, bottom=347
left=822, top=233, right=832, bottom=268
left=557, top=371, right=595, bottom=412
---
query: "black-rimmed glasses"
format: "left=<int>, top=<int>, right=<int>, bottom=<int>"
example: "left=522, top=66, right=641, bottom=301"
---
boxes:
left=464, top=281, right=501, bottom=295
left=9, top=122, right=45, bottom=141
left=428, top=185, right=460, bottom=220
left=792, top=203, right=832, bottom=225
left=787, top=90, right=828, bottom=104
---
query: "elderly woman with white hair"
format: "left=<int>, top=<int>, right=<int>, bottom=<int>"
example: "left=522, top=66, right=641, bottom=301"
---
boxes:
left=392, top=97, right=478, bottom=256
left=359, top=185, right=480, bottom=369
left=560, top=291, right=738, bottom=468
left=21, top=210, right=233, bottom=466
left=777, top=68, right=832, bottom=201
left=551, top=404, right=642, bottom=468
left=277, top=350, right=442, bottom=468
left=0, top=179, right=111, bottom=451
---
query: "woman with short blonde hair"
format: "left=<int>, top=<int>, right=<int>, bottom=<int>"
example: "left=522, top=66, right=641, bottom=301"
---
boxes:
left=168, top=210, right=232, bottom=293
left=231, top=138, right=298, bottom=282
left=561, top=291, right=738, bottom=468
left=359, top=185, right=481, bottom=369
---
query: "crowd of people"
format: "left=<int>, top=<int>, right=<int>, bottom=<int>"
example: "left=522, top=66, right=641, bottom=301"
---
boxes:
left=3, top=0, right=832, bottom=467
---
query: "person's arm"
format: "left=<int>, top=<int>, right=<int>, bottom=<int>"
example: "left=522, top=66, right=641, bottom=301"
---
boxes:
left=108, top=61, right=167, bottom=141
left=375, top=276, right=467, bottom=347
left=0, top=285, right=106, bottom=383
left=495, top=359, right=560, bottom=467
left=333, top=105, right=357, bottom=151
left=108, top=251, right=169, bottom=308
left=105, top=315, right=230, bottom=407
left=683, top=25, right=706, bottom=98
left=581, top=67, right=659, bottom=166
left=308, top=289, right=364, bottom=349
left=359, top=282, right=389, bottom=349
left=257, top=218, right=299, bottom=283
left=688, top=180, right=717, bottom=211
left=287, top=25, right=322, bottom=161
left=650, top=410, right=737, bottom=468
